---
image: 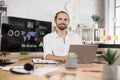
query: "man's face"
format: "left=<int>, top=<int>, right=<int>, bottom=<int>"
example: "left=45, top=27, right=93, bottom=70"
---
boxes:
left=55, top=13, right=69, bottom=30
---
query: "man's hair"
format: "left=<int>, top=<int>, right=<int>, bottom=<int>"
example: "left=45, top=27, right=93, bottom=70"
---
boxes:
left=54, top=11, right=69, bottom=20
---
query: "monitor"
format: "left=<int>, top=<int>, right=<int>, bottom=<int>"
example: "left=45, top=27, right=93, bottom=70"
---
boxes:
left=1, top=16, right=52, bottom=52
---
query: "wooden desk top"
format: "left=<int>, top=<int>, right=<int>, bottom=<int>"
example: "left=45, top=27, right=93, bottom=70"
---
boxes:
left=0, top=60, right=103, bottom=80
left=0, top=54, right=43, bottom=60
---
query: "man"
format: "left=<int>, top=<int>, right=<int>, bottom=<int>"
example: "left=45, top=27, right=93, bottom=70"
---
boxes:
left=43, top=11, right=82, bottom=61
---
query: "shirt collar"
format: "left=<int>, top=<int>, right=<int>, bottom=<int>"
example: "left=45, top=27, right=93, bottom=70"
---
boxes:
left=54, top=30, right=70, bottom=38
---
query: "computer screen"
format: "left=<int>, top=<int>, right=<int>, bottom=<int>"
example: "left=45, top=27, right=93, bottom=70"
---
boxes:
left=1, top=16, right=52, bottom=52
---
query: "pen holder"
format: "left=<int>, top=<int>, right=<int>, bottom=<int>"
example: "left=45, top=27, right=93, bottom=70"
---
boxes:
left=65, top=57, right=77, bottom=69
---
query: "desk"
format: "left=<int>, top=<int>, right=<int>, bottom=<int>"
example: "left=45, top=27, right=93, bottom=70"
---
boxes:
left=98, top=44, right=120, bottom=48
left=0, top=54, right=43, bottom=60
left=0, top=54, right=43, bottom=66
left=0, top=60, right=103, bottom=80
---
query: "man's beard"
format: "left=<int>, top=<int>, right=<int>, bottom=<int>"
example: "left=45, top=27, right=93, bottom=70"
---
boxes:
left=57, top=25, right=67, bottom=30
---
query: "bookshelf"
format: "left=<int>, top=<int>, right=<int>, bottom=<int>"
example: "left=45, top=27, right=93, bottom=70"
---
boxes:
left=76, top=27, right=105, bottom=44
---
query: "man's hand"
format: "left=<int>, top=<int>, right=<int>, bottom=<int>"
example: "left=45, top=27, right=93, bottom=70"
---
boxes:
left=45, top=54, right=66, bottom=62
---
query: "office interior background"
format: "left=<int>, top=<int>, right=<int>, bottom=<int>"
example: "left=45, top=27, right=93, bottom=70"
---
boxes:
left=0, top=1, right=120, bottom=80
left=0, top=0, right=120, bottom=54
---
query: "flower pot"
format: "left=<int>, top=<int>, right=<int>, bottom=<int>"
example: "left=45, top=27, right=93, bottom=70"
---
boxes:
left=93, top=23, right=98, bottom=28
left=102, top=64, right=115, bottom=80
left=65, top=57, right=77, bottom=69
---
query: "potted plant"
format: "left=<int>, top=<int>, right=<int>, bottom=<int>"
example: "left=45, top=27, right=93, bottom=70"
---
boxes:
left=101, top=49, right=120, bottom=80
left=101, top=49, right=120, bottom=65
left=65, top=52, right=77, bottom=69
left=91, top=14, right=101, bottom=28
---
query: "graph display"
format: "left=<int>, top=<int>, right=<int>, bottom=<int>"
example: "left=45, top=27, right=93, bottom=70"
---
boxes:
left=1, top=16, right=52, bottom=52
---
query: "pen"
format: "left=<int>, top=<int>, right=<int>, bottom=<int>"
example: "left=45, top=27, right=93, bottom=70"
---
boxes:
left=82, top=70, right=101, bottom=72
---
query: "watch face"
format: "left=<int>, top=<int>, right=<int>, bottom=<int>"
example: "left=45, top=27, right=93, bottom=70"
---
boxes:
left=65, top=2, right=73, bottom=13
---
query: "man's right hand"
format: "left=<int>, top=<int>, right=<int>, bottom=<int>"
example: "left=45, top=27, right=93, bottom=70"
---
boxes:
left=45, top=54, right=66, bottom=62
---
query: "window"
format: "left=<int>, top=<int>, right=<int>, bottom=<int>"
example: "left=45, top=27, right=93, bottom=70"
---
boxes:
left=115, top=0, right=120, bottom=44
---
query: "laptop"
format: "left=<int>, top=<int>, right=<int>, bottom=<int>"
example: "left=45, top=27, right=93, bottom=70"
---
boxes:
left=68, top=44, right=98, bottom=64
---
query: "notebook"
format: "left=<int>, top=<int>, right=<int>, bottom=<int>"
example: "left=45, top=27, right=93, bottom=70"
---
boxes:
left=68, top=44, right=98, bottom=64
left=32, top=59, right=58, bottom=64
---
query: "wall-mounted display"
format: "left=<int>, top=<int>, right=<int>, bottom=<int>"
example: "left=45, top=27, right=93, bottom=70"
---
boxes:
left=1, top=16, right=52, bottom=52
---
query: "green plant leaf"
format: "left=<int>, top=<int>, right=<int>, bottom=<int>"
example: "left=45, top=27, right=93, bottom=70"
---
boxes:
left=101, top=49, right=120, bottom=65
left=67, top=52, right=77, bottom=58
left=91, top=14, right=101, bottom=22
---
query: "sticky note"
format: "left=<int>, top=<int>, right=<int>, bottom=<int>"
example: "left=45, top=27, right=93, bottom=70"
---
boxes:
left=72, top=6, right=76, bottom=12
left=71, top=0, right=77, bottom=3
left=72, top=15, right=76, bottom=20
left=100, top=35, right=105, bottom=41
left=114, top=35, right=119, bottom=41
left=106, top=35, right=111, bottom=41
left=71, top=25, right=76, bottom=30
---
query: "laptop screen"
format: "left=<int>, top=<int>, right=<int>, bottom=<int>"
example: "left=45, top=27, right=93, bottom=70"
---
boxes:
left=69, top=44, right=98, bottom=64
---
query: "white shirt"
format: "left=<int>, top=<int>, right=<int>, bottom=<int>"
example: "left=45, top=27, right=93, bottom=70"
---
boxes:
left=43, top=30, right=82, bottom=57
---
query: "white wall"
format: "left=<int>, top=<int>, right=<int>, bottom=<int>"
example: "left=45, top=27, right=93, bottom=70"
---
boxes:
left=4, top=0, right=68, bottom=26
left=78, top=0, right=104, bottom=27
left=4, top=0, right=105, bottom=27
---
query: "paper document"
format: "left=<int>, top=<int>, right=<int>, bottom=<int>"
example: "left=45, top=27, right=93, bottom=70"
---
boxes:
left=32, top=67, right=58, bottom=76
left=32, top=59, right=58, bottom=64
left=0, top=66, right=58, bottom=75
left=0, top=66, right=23, bottom=71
